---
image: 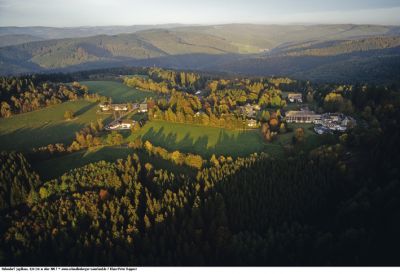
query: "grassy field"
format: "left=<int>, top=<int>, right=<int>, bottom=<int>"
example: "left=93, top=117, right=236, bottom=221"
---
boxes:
left=128, top=120, right=276, bottom=158
left=33, top=146, right=196, bottom=181
left=81, top=80, right=157, bottom=103
left=0, top=100, right=109, bottom=151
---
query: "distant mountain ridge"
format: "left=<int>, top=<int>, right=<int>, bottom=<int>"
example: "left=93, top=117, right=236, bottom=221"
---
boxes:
left=0, top=24, right=187, bottom=40
left=0, top=34, right=44, bottom=47
left=1, top=24, right=400, bottom=83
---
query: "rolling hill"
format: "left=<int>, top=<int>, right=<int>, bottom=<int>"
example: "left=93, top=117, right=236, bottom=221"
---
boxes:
left=1, top=24, right=400, bottom=83
left=0, top=24, right=185, bottom=40
left=0, top=34, right=44, bottom=47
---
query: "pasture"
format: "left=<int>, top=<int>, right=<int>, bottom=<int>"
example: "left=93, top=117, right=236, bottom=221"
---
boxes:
left=0, top=100, right=109, bottom=151
left=129, top=120, right=276, bottom=158
left=81, top=80, right=157, bottom=103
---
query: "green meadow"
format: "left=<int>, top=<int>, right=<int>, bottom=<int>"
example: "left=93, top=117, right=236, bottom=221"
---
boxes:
left=0, top=100, right=109, bottom=151
left=81, top=80, right=157, bottom=103
left=129, top=120, right=278, bottom=158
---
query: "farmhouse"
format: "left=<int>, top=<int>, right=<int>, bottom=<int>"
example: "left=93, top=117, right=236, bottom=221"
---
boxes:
left=285, top=110, right=321, bottom=123
left=106, top=120, right=136, bottom=130
left=247, top=119, right=258, bottom=128
left=139, top=103, right=148, bottom=113
left=99, top=103, right=129, bottom=112
left=287, top=93, right=303, bottom=103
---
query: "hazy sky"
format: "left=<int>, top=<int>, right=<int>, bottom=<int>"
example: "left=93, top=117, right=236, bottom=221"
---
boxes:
left=0, top=0, right=399, bottom=27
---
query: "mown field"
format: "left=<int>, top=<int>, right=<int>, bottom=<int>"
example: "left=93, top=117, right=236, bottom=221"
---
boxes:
left=0, top=100, right=109, bottom=151
left=129, top=120, right=277, bottom=158
left=81, top=80, right=157, bottom=103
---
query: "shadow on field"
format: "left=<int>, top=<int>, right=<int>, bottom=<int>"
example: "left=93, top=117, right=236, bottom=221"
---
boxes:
left=32, top=146, right=197, bottom=181
left=74, top=102, right=98, bottom=117
left=141, top=126, right=263, bottom=157
left=0, top=122, right=88, bottom=152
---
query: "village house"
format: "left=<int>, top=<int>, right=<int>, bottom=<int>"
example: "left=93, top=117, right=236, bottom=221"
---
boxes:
left=194, top=111, right=205, bottom=117
left=139, top=103, right=148, bottom=113
left=287, top=93, right=303, bottom=103
left=106, top=120, right=136, bottom=130
left=285, top=110, right=321, bottom=123
left=247, top=119, right=258, bottom=128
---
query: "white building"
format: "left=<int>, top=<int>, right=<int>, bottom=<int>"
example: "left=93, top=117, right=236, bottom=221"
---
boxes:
left=285, top=111, right=321, bottom=123
left=287, top=93, right=303, bottom=103
left=247, top=119, right=258, bottom=128
left=139, top=103, right=148, bottom=113
left=106, top=120, right=136, bottom=130
left=99, top=103, right=129, bottom=112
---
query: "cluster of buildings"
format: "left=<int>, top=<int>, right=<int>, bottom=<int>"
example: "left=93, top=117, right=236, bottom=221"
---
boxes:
left=285, top=110, right=356, bottom=134
left=100, top=100, right=149, bottom=131
left=236, top=103, right=260, bottom=128
left=314, top=113, right=356, bottom=134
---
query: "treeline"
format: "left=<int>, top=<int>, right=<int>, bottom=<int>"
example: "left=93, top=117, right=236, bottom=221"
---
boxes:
left=148, top=67, right=204, bottom=90
left=140, top=140, right=204, bottom=170
left=124, top=67, right=206, bottom=94
left=31, top=119, right=106, bottom=160
left=0, top=76, right=103, bottom=117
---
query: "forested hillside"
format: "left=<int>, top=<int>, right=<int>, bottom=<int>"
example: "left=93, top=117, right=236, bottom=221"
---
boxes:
left=1, top=24, right=400, bottom=83
left=274, top=36, right=400, bottom=56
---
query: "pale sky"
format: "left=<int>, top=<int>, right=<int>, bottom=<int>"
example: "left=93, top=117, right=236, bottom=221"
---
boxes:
left=0, top=0, right=399, bottom=27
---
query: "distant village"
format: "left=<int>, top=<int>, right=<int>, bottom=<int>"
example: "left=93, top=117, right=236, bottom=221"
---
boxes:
left=98, top=91, right=355, bottom=134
